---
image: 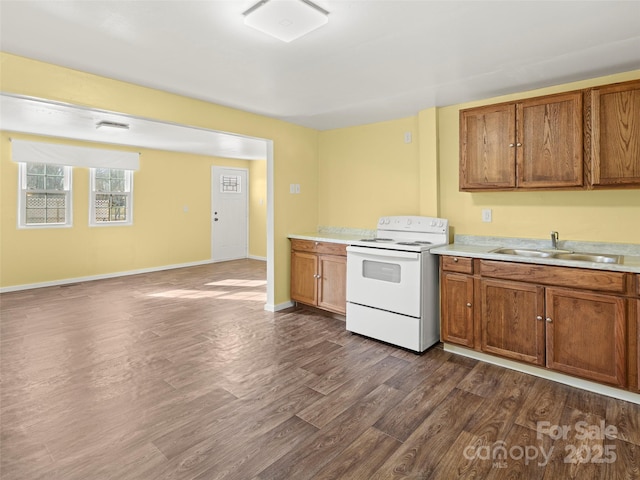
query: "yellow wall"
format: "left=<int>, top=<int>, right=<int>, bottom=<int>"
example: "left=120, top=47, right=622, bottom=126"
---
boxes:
left=0, top=53, right=319, bottom=304
left=318, top=116, right=420, bottom=229
left=249, top=160, right=267, bottom=259
left=438, top=70, right=640, bottom=244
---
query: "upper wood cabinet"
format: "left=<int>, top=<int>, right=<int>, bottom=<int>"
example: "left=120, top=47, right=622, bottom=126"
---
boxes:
left=460, top=103, right=516, bottom=189
left=586, top=79, right=640, bottom=187
left=460, top=78, right=640, bottom=191
left=460, top=91, right=583, bottom=191
left=517, top=93, right=583, bottom=188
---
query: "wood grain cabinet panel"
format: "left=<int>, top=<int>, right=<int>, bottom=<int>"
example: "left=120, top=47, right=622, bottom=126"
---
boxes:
left=317, top=255, right=347, bottom=314
left=545, top=287, right=626, bottom=387
left=480, top=279, right=545, bottom=366
left=291, top=250, right=318, bottom=306
left=460, top=103, right=516, bottom=190
left=290, top=239, right=347, bottom=315
left=517, top=92, right=583, bottom=188
left=441, top=272, right=475, bottom=347
left=460, top=91, right=583, bottom=191
left=588, top=79, right=640, bottom=187
left=441, top=256, right=474, bottom=274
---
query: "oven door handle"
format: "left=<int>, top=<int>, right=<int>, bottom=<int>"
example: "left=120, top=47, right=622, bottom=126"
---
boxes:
left=346, top=246, right=420, bottom=260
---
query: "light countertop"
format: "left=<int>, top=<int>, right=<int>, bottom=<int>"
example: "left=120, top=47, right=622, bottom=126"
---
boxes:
left=288, top=226, right=375, bottom=245
left=431, top=235, right=640, bottom=274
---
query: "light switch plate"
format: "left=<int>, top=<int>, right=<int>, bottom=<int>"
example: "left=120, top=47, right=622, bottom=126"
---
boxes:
left=482, top=208, right=492, bottom=222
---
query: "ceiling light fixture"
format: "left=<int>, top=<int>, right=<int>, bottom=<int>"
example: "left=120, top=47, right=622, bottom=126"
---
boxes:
left=243, top=0, right=329, bottom=43
left=96, top=120, right=129, bottom=130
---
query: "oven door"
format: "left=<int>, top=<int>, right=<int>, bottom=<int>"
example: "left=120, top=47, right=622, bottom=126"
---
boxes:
left=346, top=245, right=422, bottom=318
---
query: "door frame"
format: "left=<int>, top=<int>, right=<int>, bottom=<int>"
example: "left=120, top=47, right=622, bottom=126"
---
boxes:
left=211, top=166, right=249, bottom=263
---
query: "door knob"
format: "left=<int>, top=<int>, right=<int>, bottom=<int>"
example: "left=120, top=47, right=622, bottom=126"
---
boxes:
left=214, top=218, right=219, bottom=221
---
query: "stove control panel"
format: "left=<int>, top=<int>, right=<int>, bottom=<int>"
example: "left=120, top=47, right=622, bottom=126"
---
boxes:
left=377, top=216, right=448, bottom=234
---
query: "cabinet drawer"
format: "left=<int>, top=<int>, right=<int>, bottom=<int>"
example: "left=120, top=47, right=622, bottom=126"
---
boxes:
left=316, top=242, right=347, bottom=256
left=291, top=239, right=316, bottom=252
left=290, top=239, right=347, bottom=256
left=441, top=256, right=474, bottom=274
left=479, top=260, right=627, bottom=294
left=637, top=275, right=640, bottom=297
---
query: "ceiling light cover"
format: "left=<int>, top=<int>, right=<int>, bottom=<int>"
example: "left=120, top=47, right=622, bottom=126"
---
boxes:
left=243, top=0, right=329, bottom=43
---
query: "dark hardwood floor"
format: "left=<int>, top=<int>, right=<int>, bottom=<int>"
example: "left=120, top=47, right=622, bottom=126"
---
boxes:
left=1, top=259, right=638, bottom=479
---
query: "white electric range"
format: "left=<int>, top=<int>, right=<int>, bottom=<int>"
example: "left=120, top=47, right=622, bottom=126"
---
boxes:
left=346, top=216, right=449, bottom=352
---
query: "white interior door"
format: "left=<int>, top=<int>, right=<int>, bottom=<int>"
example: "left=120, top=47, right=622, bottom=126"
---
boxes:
left=211, top=166, right=248, bottom=262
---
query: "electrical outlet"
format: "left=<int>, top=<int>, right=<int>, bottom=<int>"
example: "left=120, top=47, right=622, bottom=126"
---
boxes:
left=404, top=132, right=412, bottom=144
left=290, top=184, right=296, bottom=194
left=482, top=208, right=492, bottom=222
left=295, top=184, right=300, bottom=194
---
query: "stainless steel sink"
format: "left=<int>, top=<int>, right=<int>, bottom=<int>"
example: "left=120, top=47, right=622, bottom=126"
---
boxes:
left=553, top=252, right=621, bottom=264
left=491, top=247, right=621, bottom=264
left=491, top=248, right=555, bottom=258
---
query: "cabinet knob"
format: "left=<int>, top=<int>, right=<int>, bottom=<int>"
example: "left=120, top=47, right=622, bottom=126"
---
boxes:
left=536, top=316, right=543, bottom=321
left=546, top=317, right=552, bottom=323
left=516, top=142, right=522, bottom=147
left=509, top=143, right=515, bottom=147
left=453, top=257, right=459, bottom=263
left=315, top=242, right=319, bottom=246
left=466, top=303, right=472, bottom=308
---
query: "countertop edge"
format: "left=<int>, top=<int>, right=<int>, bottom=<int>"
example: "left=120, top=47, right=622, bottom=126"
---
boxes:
left=431, top=244, right=640, bottom=274
left=288, top=233, right=364, bottom=244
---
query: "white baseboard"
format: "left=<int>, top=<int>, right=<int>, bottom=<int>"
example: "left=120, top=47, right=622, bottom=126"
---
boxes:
left=444, top=343, right=640, bottom=405
left=248, top=255, right=267, bottom=262
left=0, top=259, right=216, bottom=293
left=264, top=301, right=295, bottom=312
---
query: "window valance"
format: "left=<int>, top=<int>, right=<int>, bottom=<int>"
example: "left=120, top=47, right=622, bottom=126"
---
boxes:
left=11, top=139, right=140, bottom=171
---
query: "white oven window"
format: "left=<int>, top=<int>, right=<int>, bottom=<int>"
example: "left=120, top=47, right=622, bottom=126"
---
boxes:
left=362, top=260, right=401, bottom=283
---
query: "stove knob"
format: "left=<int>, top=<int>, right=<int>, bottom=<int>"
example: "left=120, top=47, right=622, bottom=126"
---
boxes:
left=430, top=221, right=436, bottom=226
left=378, top=218, right=385, bottom=225
left=406, top=219, right=412, bottom=225
left=384, top=218, right=390, bottom=225
left=437, top=220, right=443, bottom=227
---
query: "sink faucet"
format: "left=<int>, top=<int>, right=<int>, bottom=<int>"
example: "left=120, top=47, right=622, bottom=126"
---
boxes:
left=551, top=231, right=559, bottom=249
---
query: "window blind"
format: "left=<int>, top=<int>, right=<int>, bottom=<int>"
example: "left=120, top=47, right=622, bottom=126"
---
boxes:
left=11, top=139, right=140, bottom=170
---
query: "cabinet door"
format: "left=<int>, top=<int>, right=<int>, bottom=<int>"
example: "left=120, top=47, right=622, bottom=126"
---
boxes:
left=480, top=279, right=545, bottom=365
left=545, top=287, right=626, bottom=387
left=460, top=104, right=516, bottom=190
left=517, top=92, right=583, bottom=188
left=590, top=80, right=640, bottom=186
left=290, top=251, right=318, bottom=306
left=441, top=272, right=474, bottom=347
left=317, top=254, right=346, bottom=314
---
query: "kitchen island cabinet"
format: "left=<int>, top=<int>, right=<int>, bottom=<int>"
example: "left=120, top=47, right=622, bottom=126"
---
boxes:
left=290, top=239, right=347, bottom=315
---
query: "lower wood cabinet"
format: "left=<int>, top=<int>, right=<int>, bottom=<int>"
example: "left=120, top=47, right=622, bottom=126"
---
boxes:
left=440, top=255, right=636, bottom=390
left=290, top=239, right=347, bottom=315
left=545, top=287, right=626, bottom=386
left=480, top=279, right=545, bottom=366
left=441, top=272, right=475, bottom=347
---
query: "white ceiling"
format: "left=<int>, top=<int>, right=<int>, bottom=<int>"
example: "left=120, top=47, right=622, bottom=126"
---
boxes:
left=1, top=0, right=639, bottom=133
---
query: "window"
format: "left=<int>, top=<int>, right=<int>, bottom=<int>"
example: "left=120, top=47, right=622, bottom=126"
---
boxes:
left=18, top=162, right=72, bottom=228
left=90, top=168, right=133, bottom=226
